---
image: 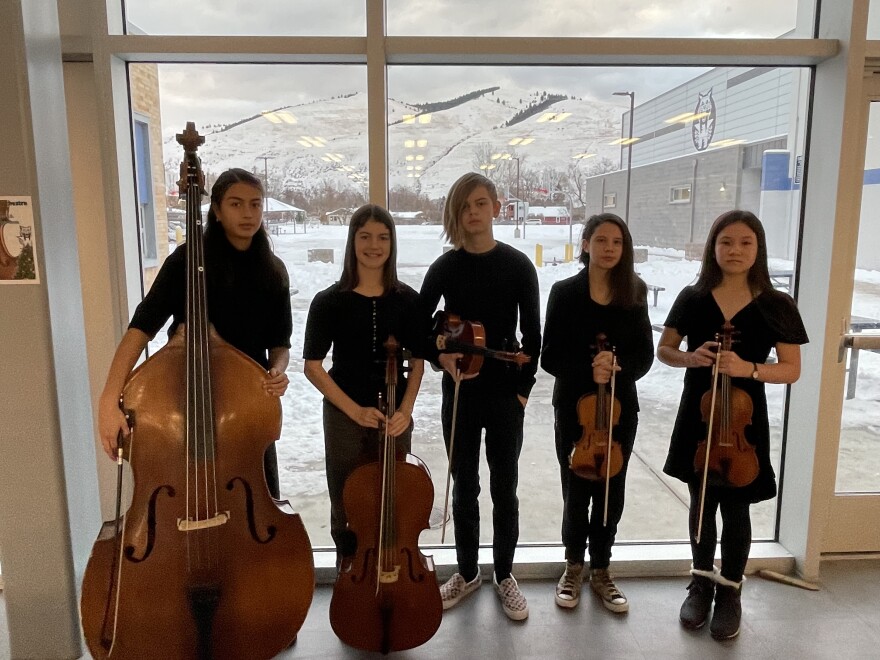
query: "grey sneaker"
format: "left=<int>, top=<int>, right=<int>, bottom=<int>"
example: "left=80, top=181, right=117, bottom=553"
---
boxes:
left=555, top=561, right=584, bottom=609
left=590, top=568, right=629, bottom=613
left=493, top=574, right=529, bottom=621
left=440, top=572, right=482, bottom=610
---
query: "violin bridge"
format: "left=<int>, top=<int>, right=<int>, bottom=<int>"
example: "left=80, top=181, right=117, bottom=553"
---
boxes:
left=177, top=511, right=230, bottom=532
left=378, top=566, right=400, bottom=584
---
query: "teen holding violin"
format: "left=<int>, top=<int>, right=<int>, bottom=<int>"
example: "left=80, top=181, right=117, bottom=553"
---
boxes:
left=541, top=213, right=653, bottom=613
left=303, top=204, right=425, bottom=567
left=658, top=210, right=807, bottom=640
left=420, top=172, right=541, bottom=621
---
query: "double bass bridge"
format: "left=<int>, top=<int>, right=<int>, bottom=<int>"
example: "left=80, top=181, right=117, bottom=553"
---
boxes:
left=177, top=511, right=231, bottom=532
left=378, top=566, right=400, bottom=584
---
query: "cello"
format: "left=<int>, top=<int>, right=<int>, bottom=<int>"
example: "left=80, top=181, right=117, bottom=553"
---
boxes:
left=80, top=123, right=314, bottom=659
left=329, top=335, right=443, bottom=654
left=693, top=320, right=759, bottom=542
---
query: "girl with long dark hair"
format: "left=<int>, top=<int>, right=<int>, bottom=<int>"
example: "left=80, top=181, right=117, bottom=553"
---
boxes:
left=303, top=204, right=425, bottom=564
left=98, top=167, right=293, bottom=497
left=658, top=210, right=808, bottom=640
left=541, top=212, right=654, bottom=613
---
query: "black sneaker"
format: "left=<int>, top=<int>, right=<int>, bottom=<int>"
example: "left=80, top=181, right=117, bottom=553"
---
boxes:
left=679, top=575, right=715, bottom=629
left=710, top=584, right=742, bottom=640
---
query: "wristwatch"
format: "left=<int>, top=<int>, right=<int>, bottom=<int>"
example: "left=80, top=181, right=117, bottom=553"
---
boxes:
left=750, top=362, right=760, bottom=380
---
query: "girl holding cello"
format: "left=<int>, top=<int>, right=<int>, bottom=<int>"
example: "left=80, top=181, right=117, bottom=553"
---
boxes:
left=658, top=210, right=807, bottom=640
left=541, top=212, right=653, bottom=613
left=97, top=167, right=291, bottom=497
left=303, top=204, right=425, bottom=567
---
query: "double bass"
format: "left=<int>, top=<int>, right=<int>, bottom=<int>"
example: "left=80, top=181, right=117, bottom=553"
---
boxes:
left=693, top=320, right=759, bottom=542
left=80, top=123, right=314, bottom=659
left=329, top=335, right=443, bottom=654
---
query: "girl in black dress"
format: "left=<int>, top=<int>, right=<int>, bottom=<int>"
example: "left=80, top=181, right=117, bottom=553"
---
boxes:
left=541, top=213, right=654, bottom=613
left=657, top=210, right=808, bottom=640
left=303, top=204, right=424, bottom=565
left=98, top=168, right=292, bottom=497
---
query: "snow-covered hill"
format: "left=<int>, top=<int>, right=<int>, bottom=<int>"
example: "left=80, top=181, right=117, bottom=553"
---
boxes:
left=164, top=87, right=626, bottom=201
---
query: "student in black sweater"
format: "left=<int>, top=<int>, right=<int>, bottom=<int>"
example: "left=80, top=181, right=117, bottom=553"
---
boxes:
left=303, top=204, right=424, bottom=565
left=97, top=168, right=292, bottom=498
left=541, top=213, right=654, bottom=613
left=420, top=172, right=541, bottom=621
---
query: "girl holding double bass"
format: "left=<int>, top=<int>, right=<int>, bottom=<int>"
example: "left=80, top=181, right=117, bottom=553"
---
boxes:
left=541, top=213, right=654, bottom=613
left=303, top=204, right=425, bottom=568
left=657, top=210, right=807, bottom=640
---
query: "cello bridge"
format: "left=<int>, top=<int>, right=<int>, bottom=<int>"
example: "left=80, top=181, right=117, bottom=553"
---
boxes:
left=177, top=511, right=230, bottom=532
left=378, top=566, right=400, bottom=584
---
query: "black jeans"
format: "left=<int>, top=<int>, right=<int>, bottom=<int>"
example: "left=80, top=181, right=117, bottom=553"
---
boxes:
left=322, top=400, right=412, bottom=557
left=554, top=405, right=636, bottom=569
left=687, top=482, right=751, bottom=582
left=441, top=377, right=525, bottom=582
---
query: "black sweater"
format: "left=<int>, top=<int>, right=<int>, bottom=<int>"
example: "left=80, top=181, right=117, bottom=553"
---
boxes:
left=420, top=242, right=541, bottom=398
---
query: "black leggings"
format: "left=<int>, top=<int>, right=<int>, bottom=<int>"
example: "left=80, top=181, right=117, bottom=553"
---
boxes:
left=688, top=482, right=751, bottom=582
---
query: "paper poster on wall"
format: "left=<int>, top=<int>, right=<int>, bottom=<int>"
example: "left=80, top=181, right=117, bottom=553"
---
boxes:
left=0, top=196, right=39, bottom=284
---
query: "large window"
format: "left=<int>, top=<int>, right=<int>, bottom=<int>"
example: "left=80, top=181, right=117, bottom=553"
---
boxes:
left=141, top=59, right=810, bottom=549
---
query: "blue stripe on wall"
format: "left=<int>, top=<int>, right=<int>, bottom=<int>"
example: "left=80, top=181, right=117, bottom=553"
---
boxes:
left=761, top=152, right=791, bottom=191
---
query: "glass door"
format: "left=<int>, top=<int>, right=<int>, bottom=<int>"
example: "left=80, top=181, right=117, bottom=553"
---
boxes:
left=826, top=76, right=880, bottom=552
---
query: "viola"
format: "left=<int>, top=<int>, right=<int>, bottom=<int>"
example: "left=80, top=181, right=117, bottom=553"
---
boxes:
left=329, top=336, right=442, bottom=654
left=80, top=123, right=314, bottom=659
left=570, top=333, right=624, bottom=482
left=693, top=321, right=759, bottom=489
left=432, top=310, right=530, bottom=376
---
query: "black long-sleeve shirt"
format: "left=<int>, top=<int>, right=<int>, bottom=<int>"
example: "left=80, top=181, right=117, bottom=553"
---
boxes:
left=541, top=268, right=654, bottom=414
left=129, top=234, right=292, bottom=369
left=420, top=242, right=541, bottom=399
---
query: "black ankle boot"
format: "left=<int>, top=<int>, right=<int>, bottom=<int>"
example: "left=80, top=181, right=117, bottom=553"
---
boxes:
left=710, top=583, right=742, bottom=640
left=679, top=574, right=715, bottom=629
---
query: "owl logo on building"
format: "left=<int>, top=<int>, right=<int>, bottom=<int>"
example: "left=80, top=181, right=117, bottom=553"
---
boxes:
left=692, top=88, right=717, bottom=152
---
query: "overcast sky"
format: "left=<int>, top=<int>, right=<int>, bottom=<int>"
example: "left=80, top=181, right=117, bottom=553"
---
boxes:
left=124, top=0, right=803, bottom=136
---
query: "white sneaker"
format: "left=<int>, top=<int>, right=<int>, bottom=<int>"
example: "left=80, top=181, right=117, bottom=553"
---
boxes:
left=590, top=568, right=629, bottom=613
left=440, top=572, right=482, bottom=610
left=493, top=574, right=529, bottom=621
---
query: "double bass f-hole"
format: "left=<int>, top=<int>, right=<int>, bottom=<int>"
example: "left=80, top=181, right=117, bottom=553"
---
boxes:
left=693, top=320, right=759, bottom=543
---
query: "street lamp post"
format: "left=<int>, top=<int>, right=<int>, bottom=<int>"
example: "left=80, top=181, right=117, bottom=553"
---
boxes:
left=512, top=156, right=522, bottom=239
left=257, top=155, right=273, bottom=229
left=612, top=91, right=635, bottom=225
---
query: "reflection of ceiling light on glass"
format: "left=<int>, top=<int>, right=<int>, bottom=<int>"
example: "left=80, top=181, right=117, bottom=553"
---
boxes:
left=261, top=111, right=297, bottom=124
left=418, top=114, right=431, bottom=124
left=404, top=139, right=415, bottom=148
left=321, top=156, right=332, bottom=162
left=406, top=155, right=414, bottom=161
left=300, top=136, right=326, bottom=147
left=479, top=164, right=496, bottom=170
left=509, top=137, right=523, bottom=145
left=324, top=153, right=342, bottom=162
left=491, top=153, right=512, bottom=160
left=709, top=138, right=746, bottom=148
left=262, top=112, right=282, bottom=124
left=415, top=155, right=424, bottom=161
left=403, top=114, right=415, bottom=124
left=407, top=173, right=415, bottom=177
left=609, top=137, right=640, bottom=145
left=415, top=174, right=421, bottom=178
left=407, top=166, right=414, bottom=171
left=417, top=139, right=428, bottom=147
left=297, top=140, right=312, bottom=147
left=663, top=111, right=710, bottom=124
left=520, top=138, right=535, bottom=145
left=572, top=153, right=596, bottom=159
left=415, top=166, right=423, bottom=171
left=551, top=113, right=571, bottom=122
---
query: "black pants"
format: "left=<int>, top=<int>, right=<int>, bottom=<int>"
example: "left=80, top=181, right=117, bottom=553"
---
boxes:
left=323, top=400, right=412, bottom=557
left=687, top=482, right=751, bottom=582
left=554, top=405, right=636, bottom=569
left=442, top=378, right=524, bottom=582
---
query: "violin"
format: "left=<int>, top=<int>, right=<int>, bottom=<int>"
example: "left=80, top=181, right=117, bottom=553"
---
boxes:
left=693, top=321, right=759, bottom=489
left=570, top=333, right=624, bottom=482
left=432, top=310, right=530, bottom=375
left=329, top=336, right=442, bottom=654
left=80, top=123, right=314, bottom=659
